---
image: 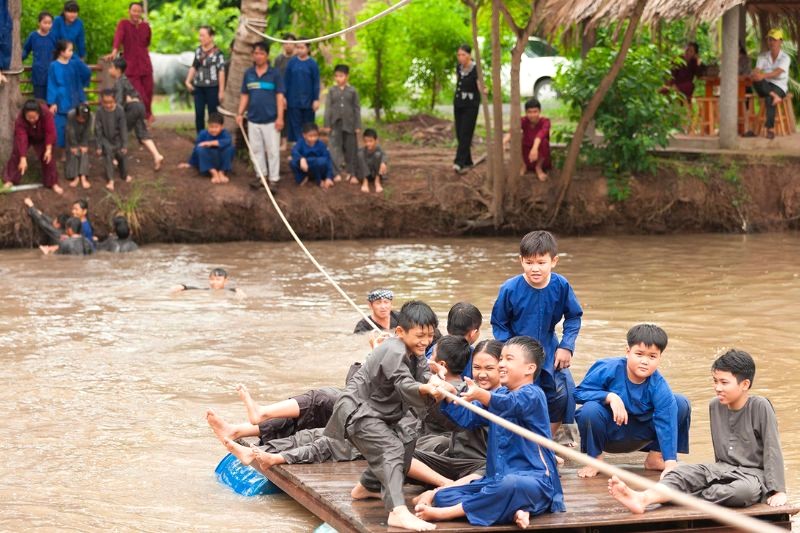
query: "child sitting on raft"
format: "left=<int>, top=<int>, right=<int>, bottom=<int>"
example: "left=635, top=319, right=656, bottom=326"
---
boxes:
left=608, top=348, right=786, bottom=513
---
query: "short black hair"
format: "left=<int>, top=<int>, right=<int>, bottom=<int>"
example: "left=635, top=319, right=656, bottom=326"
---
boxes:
left=23, top=99, right=41, bottom=115
left=210, top=267, right=228, bottom=278
left=74, top=198, right=88, bottom=210
left=39, top=11, right=53, bottom=21
left=282, top=32, right=296, bottom=40
left=712, top=349, right=755, bottom=387
left=334, top=64, right=350, bottom=75
left=446, top=302, right=482, bottom=337
left=112, top=215, right=130, bottom=239
left=207, top=112, right=224, bottom=125
left=473, top=339, right=503, bottom=360
left=129, top=2, right=144, bottom=9
left=525, top=98, right=541, bottom=110
left=199, top=25, right=215, bottom=36
left=302, top=122, right=319, bottom=134
left=434, top=335, right=471, bottom=375
left=519, top=230, right=558, bottom=258
left=398, top=300, right=438, bottom=331
left=63, top=1, right=79, bottom=14
left=252, top=41, right=270, bottom=54
left=505, top=336, right=544, bottom=379
left=458, top=44, right=472, bottom=54
left=688, top=42, right=699, bottom=54
left=53, top=39, right=72, bottom=60
left=65, top=216, right=81, bottom=234
left=101, top=88, right=116, bottom=99
left=363, top=128, right=378, bottom=139
left=627, top=323, right=668, bottom=352
left=112, top=57, right=127, bottom=72
left=56, top=213, right=70, bottom=228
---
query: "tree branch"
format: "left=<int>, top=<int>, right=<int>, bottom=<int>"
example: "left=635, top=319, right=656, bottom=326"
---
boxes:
left=498, top=0, right=522, bottom=36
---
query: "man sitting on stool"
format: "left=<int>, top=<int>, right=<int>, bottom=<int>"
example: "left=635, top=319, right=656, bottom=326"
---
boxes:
left=746, top=29, right=791, bottom=140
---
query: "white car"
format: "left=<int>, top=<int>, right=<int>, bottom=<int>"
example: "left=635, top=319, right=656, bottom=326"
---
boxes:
left=506, top=37, right=570, bottom=101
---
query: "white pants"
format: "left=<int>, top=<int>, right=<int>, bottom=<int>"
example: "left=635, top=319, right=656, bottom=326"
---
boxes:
left=248, top=121, right=280, bottom=182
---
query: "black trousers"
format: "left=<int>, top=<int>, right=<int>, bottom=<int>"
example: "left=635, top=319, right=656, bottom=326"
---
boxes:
left=454, top=105, right=479, bottom=167
left=752, top=80, right=786, bottom=129
left=193, top=85, right=220, bottom=133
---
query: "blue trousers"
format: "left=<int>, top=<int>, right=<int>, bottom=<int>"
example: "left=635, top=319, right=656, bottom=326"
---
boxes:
left=286, top=107, right=315, bottom=142
left=33, top=84, right=47, bottom=100
left=539, top=368, right=576, bottom=425
left=290, top=156, right=331, bottom=184
left=54, top=112, right=69, bottom=148
left=189, top=144, right=234, bottom=174
left=193, top=86, right=220, bottom=133
left=575, top=393, right=691, bottom=459
left=434, top=473, right=557, bottom=526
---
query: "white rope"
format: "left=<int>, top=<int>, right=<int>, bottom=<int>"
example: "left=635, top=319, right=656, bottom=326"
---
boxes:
left=241, top=0, right=411, bottom=45
left=217, top=105, right=381, bottom=333
left=436, top=387, right=784, bottom=533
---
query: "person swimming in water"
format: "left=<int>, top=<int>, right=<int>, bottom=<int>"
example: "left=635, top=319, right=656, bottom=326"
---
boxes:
left=172, top=267, right=244, bottom=296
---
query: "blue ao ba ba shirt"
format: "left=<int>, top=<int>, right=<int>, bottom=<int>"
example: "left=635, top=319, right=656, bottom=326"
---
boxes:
left=22, top=32, right=56, bottom=87
left=240, top=65, right=285, bottom=125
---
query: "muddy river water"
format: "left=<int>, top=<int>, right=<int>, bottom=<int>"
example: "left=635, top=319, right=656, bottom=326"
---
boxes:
left=1, top=234, right=798, bottom=531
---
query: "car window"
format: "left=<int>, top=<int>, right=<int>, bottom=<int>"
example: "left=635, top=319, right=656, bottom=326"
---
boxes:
left=524, top=39, right=558, bottom=58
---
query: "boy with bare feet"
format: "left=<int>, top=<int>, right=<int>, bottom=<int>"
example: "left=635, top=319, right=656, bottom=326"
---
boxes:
left=324, top=300, right=445, bottom=531
left=415, top=337, right=565, bottom=528
left=574, top=324, right=691, bottom=478
left=95, top=89, right=130, bottom=191
left=504, top=98, right=550, bottom=181
left=608, top=349, right=786, bottom=512
left=290, top=122, right=336, bottom=189
left=179, top=113, right=233, bottom=184
left=356, top=129, right=388, bottom=194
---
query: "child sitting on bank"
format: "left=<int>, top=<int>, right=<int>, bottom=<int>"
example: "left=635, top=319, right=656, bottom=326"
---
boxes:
left=94, top=89, right=129, bottom=191
left=504, top=98, right=551, bottom=181
left=491, top=230, right=582, bottom=438
left=574, top=324, right=691, bottom=478
left=357, top=128, right=388, bottom=194
left=108, top=57, right=164, bottom=170
left=323, top=64, right=361, bottom=183
left=65, top=103, right=91, bottom=189
left=609, top=348, right=786, bottom=511
left=179, top=112, right=234, bottom=184
left=324, top=300, right=445, bottom=531
left=290, top=122, right=336, bottom=189
left=22, top=11, right=56, bottom=100
left=415, top=336, right=565, bottom=528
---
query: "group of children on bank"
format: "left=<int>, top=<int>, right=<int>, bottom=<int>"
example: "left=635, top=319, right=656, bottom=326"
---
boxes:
left=206, top=229, right=787, bottom=531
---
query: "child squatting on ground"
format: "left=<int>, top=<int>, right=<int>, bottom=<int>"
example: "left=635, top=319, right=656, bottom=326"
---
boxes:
left=357, top=128, right=389, bottom=194
left=291, top=122, right=337, bottom=188
left=608, top=348, right=786, bottom=512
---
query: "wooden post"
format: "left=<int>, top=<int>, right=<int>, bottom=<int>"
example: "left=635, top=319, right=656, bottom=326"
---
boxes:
left=719, top=6, right=739, bottom=149
left=0, top=0, right=22, bottom=168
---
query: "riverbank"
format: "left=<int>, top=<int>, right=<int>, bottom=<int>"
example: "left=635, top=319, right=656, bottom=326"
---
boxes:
left=2, top=116, right=799, bottom=248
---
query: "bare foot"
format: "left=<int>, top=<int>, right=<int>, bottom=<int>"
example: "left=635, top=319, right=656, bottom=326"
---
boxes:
left=125, top=175, right=133, bottom=183
left=69, top=178, right=79, bottom=188
left=644, top=451, right=665, bottom=471
left=577, top=465, right=600, bottom=478
left=218, top=173, right=230, bottom=184
left=106, top=180, right=115, bottom=191
left=412, top=489, right=436, bottom=507
left=52, top=184, right=64, bottom=195
left=349, top=176, right=360, bottom=185
left=608, top=476, right=647, bottom=514
left=514, top=509, right=530, bottom=529
left=351, top=482, right=381, bottom=500
left=81, top=176, right=91, bottom=189
left=375, top=183, right=383, bottom=193
left=178, top=162, right=191, bottom=169
left=390, top=506, right=436, bottom=531
left=211, top=175, right=221, bottom=184
left=253, top=451, right=285, bottom=471
left=325, top=178, right=335, bottom=189
left=360, top=182, right=370, bottom=193
left=223, top=438, right=256, bottom=466
left=536, top=171, right=548, bottom=182
left=154, top=154, right=164, bottom=171
left=333, top=174, right=342, bottom=182
left=771, top=92, right=783, bottom=106
left=556, top=455, right=565, bottom=466
left=206, top=409, right=236, bottom=442
left=236, top=384, right=262, bottom=425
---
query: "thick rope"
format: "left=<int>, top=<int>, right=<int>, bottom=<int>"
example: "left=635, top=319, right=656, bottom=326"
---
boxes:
left=217, top=105, right=380, bottom=333
left=241, top=0, right=411, bottom=45
left=436, top=388, right=784, bottom=533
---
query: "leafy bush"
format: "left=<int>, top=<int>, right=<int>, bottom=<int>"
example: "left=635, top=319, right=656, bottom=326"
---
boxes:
left=149, top=0, right=239, bottom=54
left=555, top=43, right=683, bottom=200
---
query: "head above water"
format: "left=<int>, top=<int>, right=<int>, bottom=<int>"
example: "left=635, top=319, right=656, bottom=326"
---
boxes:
left=432, top=335, right=471, bottom=376
left=501, top=336, right=544, bottom=388
left=208, top=267, right=229, bottom=290
left=446, top=302, right=482, bottom=343
left=367, top=288, right=393, bottom=321
left=112, top=215, right=130, bottom=239
left=65, top=216, right=81, bottom=235
left=396, top=300, right=439, bottom=357
left=71, top=198, right=88, bottom=219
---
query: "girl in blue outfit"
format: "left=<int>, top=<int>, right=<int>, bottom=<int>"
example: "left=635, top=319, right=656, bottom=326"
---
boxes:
left=47, top=40, right=91, bottom=148
left=23, top=11, right=56, bottom=100
left=284, top=41, right=320, bottom=143
left=52, top=1, right=86, bottom=60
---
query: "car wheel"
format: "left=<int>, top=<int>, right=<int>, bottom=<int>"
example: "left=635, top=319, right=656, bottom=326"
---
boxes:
left=534, top=78, right=557, bottom=101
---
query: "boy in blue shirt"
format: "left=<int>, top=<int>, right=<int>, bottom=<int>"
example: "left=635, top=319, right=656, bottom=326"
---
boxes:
left=415, top=336, right=565, bottom=528
left=180, top=112, right=233, bottom=184
left=574, top=324, right=691, bottom=478
left=491, top=230, right=582, bottom=437
left=608, top=348, right=786, bottom=512
left=23, top=12, right=56, bottom=100
left=290, top=122, right=336, bottom=188
left=284, top=40, right=320, bottom=143
left=236, top=41, right=285, bottom=191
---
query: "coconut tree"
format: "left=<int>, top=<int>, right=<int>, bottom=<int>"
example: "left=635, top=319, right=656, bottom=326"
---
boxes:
left=0, top=0, right=22, bottom=168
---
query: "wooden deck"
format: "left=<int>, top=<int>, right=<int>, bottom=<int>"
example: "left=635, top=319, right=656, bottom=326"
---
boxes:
left=261, top=461, right=798, bottom=532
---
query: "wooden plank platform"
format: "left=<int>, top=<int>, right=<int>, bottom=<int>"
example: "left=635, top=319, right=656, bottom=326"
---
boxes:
left=262, top=461, right=798, bottom=532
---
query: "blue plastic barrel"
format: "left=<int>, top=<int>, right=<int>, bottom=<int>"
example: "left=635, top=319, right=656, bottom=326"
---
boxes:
left=314, top=523, right=339, bottom=533
left=214, top=453, right=284, bottom=496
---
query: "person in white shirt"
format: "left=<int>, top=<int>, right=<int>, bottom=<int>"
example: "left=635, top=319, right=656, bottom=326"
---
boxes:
left=749, top=29, right=791, bottom=139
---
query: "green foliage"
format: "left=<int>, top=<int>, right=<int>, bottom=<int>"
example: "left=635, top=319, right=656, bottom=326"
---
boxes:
left=101, top=178, right=168, bottom=236
left=555, top=43, right=683, bottom=201
left=20, top=0, right=130, bottom=63
left=149, top=0, right=239, bottom=54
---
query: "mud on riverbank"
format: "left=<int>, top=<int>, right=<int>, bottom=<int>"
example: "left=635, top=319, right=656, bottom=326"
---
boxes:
left=2, top=120, right=799, bottom=248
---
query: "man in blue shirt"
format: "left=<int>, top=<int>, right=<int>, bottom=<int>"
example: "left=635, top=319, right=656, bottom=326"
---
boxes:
left=236, top=41, right=285, bottom=191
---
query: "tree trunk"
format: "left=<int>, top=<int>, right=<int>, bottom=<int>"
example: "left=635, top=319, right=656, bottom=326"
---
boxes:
left=222, top=0, right=269, bottom=132
left=0, top=0, right=22, bottom=168
left=505, top=25, right=537, bottom=203
left=464, top=0, right=493, bottom=188
left=490, top=0, right=506, bottom=226
left=374, top=45, right=383, bottom=121
left=548, top=0, right=646, bottom=225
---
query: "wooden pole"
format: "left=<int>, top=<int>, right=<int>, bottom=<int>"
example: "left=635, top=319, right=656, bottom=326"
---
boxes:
left=720, top=6, right=740, bottom=149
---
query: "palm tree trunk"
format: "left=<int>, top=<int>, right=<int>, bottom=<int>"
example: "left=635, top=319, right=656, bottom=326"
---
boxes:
left=490, top=0, right=506, bottom=226
left=0, top=0, right=22, bottom=168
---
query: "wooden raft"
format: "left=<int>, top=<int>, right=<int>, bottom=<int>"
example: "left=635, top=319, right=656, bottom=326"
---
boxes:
left=261, top=461, right=798, bottom=533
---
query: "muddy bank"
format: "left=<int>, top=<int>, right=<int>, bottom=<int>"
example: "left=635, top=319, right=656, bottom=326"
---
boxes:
left=2, top=121, right=799, bottom=248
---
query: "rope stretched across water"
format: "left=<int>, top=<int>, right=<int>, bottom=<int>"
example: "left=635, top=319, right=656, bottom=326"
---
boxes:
left=435, top=387, right=783, bottom=533
left=216, top=105, right=380, bottom=333
left=241, top=0, right=411, bottom=45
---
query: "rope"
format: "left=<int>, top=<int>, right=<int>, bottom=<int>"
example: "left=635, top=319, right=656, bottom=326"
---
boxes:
left=241, top=0, right=411, bottom=45
left=435, top=387, right=784, bottom=533
left=216, top=105, right=381, bottom=333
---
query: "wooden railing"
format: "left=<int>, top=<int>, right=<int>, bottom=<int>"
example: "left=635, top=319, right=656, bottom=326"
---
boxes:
left=19, top=60, right=112, bottom=107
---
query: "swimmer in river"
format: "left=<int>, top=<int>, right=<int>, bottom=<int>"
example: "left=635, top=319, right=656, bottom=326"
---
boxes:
left=171, top=267, right=245, bottom=296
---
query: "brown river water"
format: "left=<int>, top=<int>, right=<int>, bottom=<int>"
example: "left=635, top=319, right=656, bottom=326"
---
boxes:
left=1, top=234, right=798, bottom=531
